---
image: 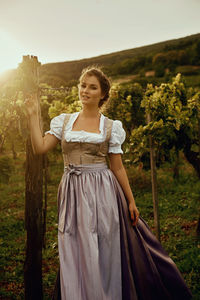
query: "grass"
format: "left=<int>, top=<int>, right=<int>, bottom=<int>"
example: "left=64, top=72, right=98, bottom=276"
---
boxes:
left=0, top=152, right=200, bottom=299
left=126, top=161, right=200, bottom=299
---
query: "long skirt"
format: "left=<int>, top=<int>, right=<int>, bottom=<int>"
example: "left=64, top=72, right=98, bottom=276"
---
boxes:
left=52, top=163, right=192, bottom=300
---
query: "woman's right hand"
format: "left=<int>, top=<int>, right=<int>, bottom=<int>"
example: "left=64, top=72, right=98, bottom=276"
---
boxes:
left=24, top=93, right=39, bottom=116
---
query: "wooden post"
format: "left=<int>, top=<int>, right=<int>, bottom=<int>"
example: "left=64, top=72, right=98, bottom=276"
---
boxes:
left=20, top=55, right=43, bottom=299
left=147, top=113, right=160, bottom=241
left=197, top=111, right=200, bottom=236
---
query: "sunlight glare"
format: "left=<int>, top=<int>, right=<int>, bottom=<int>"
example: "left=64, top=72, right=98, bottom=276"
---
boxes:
left=0, top=30, right=27, bottom=75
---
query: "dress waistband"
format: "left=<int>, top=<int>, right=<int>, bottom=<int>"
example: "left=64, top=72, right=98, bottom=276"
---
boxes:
left=64, top=163, right=108, bottom=175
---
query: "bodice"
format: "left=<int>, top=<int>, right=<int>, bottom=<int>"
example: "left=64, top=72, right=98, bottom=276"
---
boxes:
left=61, top=114, right=113, bottom=166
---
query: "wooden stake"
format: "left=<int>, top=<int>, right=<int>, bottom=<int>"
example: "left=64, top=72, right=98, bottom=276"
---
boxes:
left=147, top=113, right=160, bottom=241
left=20, top=55, right=43, bottom=299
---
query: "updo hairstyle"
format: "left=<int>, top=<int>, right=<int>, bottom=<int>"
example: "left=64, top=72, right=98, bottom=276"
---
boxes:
left=79, top=66, right=111, bottom=108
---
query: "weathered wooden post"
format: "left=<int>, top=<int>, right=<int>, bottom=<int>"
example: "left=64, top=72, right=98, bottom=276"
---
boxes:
left=19, top=55, right=43, bottom=299
left=197, top=107, right=200, bottom=236
left=147, top=113, right=160, bottom=241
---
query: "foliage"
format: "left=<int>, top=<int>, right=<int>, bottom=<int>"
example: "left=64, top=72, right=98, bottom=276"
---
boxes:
left=106, top=82, right=144, bottom=132
left=47, top=86, right=82, bottom=118
left=109, top=56, right=147, bottom=76
left=129, top=74, right=200, bottom=177
left=0, top=57, right=43, bottom=155
left=0, top=88, right=25, bottom=154
left=0, top=156, right=14, bottom=183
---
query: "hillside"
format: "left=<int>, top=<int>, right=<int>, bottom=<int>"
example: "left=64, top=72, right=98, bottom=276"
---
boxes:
left=1, top=33, right=200, bottom=88
left=39, top=33, right=200, bottom=87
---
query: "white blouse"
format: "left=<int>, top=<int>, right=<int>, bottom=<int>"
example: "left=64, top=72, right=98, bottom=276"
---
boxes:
left=45, top=112, right=126, bottom=154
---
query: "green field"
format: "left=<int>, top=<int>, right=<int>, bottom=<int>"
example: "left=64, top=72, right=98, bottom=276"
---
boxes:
left=0, top=152, right=200, bottom=299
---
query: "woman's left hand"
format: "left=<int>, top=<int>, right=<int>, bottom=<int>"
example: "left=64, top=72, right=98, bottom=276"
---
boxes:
left=128, top=202, right=140, bottom=226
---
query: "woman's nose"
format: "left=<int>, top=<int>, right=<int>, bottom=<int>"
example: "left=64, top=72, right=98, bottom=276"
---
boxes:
left=82, top=86, right=89, bottom=93
left=83, top=87, right=87, bottom=92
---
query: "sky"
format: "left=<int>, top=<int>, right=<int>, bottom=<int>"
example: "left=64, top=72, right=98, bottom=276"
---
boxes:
left=0, top=0, right=200, bottom=75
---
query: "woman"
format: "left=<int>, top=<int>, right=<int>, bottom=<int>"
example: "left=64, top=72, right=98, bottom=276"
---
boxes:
left=25, top=66, right=192, bottom=300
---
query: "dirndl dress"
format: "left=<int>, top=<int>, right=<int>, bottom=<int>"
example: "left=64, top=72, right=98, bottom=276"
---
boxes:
left=45, top=112, right=192, bottom=300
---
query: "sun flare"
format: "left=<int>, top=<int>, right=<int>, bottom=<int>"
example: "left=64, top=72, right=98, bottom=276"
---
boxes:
left=0, top=30, right=27, bottom=75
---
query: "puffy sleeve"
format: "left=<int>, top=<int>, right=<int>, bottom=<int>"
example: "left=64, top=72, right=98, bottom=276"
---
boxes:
left=44, top=113, right=67, bottom=140
left=108, top=120, right=126, bottom=154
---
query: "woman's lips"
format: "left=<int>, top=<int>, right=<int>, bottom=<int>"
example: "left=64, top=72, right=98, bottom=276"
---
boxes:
left=82, top=95, right=90, bottom=100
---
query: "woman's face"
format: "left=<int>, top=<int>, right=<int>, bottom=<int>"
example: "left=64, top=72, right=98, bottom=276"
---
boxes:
left=78, top=75, right=103, bottom=108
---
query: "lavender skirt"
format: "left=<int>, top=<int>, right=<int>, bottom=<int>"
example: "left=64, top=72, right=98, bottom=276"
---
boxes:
left=52, top=163, right=192, bottom=300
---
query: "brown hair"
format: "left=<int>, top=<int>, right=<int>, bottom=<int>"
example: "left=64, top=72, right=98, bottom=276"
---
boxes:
left=79, top=66, right=111, bottom=108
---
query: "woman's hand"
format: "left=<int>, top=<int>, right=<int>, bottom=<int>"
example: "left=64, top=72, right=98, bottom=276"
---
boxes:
left=24, top=93, right=39, bottom=116
left=129, top=202, right=139, bottom=226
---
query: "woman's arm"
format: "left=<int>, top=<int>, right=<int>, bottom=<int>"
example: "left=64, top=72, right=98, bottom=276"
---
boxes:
left=25, top=94, right=60, bottom=154
left=108, top=153, right=139, bottom=226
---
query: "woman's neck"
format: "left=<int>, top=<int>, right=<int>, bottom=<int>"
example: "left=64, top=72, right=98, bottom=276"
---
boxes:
left=80, top=107, right=101, bottom=119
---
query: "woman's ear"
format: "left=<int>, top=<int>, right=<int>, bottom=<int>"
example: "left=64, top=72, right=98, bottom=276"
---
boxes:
left=101, top=92, right=105, bottom=100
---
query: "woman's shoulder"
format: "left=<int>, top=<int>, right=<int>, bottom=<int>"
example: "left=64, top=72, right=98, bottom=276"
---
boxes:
left=103, top=115, right=124, bottom=129
left=51, top=112, right=76, bottom=123
left=102, top=115, right=126, bottom=140
left=51, top=112, right=67, bottom=120
left=50, top=113, right=69, bottom=129
left=104, top=117, right=126, bottom=153
left=45, top=113, right=75, bottom=140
